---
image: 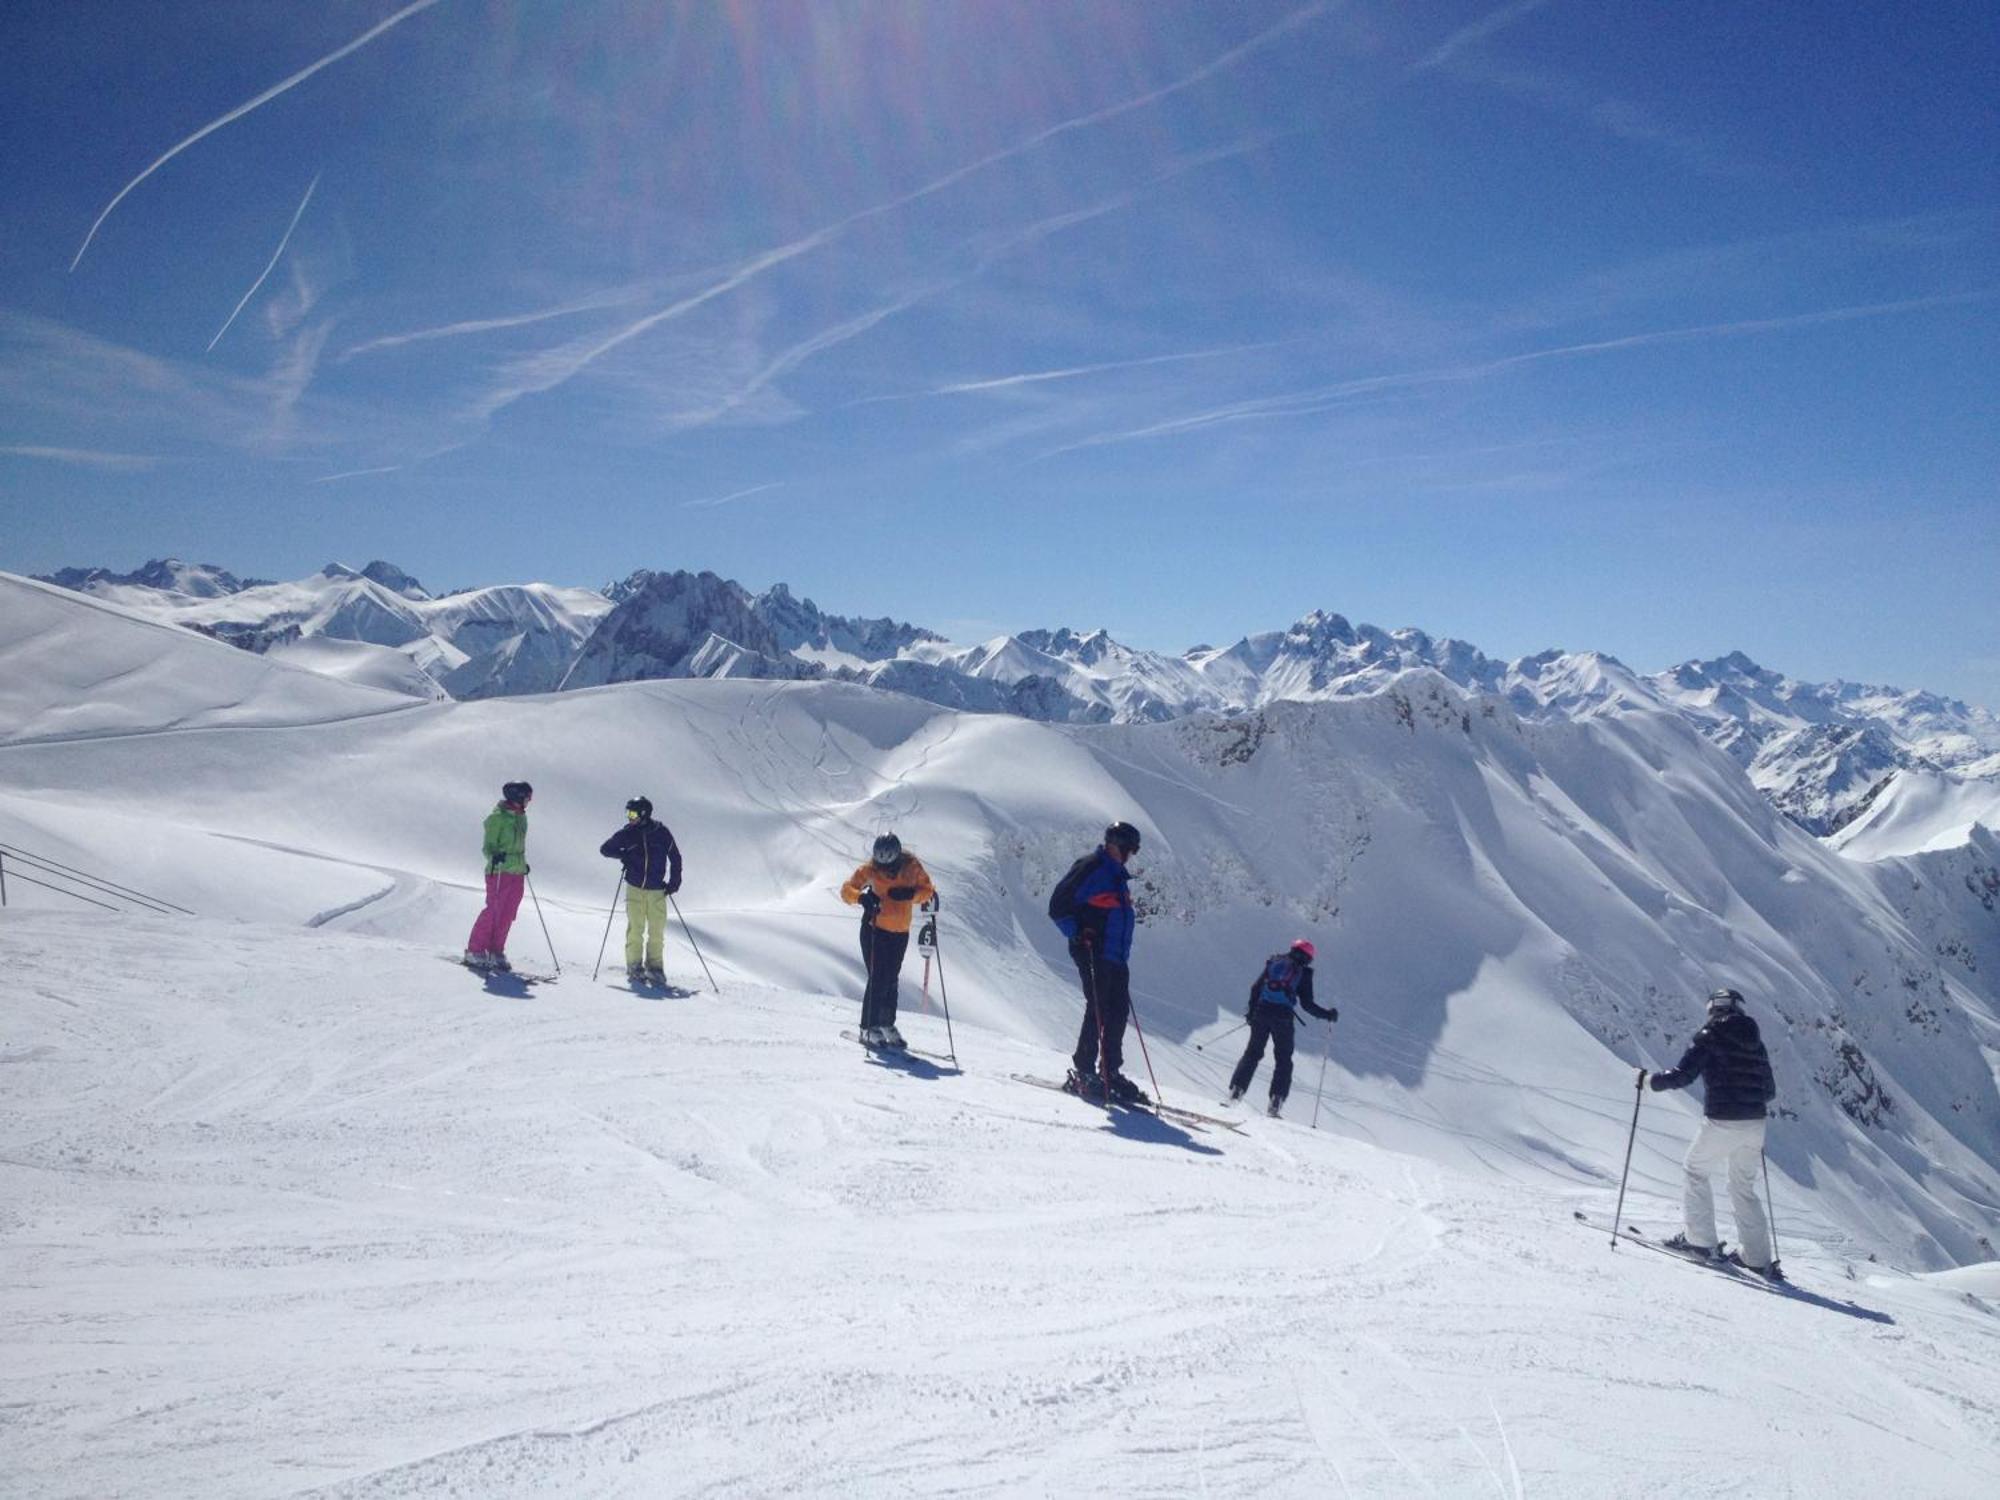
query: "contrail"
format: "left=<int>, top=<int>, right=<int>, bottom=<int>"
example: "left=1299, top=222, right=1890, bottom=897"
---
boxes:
left=311, top=464, right=404, bottom=484
left=679, top=482, right=781, bottom=510
left=207, top=174, right=320, bottom=352
left=851, top=340, right=1289, bottom=406
left=1418, top=0, right=1554, bottom=71
left=1042, top=287, right=2000, bottom=457
left=341, top=287, right=648, bottom=360
left=474, top=3, right=1332, bottom=420
left=71, top=0, right=446, bottom=271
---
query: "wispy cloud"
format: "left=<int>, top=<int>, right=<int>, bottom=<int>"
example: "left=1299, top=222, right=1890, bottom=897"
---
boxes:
left=310, top=463, right=403, bottom=484
left=1044, top=288, right=2000, bottom=458
left=70, top=0, right=446, bottom=270
left=1416, top=0, right=1553, bottom=72
left=679, top=482, right=782, bottom=511
left=340, top=287, right=649, bottom=360
left=207, top=174, right=320, bottom=352
left=0, top=443, right=161, bottom=471
left=666, top=135, right=1286, bottom=432
left=469, top=5, right=1330, bottom=423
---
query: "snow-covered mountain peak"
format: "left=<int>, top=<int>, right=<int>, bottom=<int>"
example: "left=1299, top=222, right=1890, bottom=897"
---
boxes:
left=36, top=556, right=266, bottom=599
left=357, top=560, right=430, bottom=600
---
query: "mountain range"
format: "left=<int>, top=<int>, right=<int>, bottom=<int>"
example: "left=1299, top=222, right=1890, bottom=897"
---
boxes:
left=36, top=556, right=2000, bottom=843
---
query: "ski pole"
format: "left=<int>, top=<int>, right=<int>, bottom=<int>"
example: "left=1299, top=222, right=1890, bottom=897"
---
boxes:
left=1126, top=986, right=1164, bottom=1108
left=1310, top=1019, right=1333, bottom=1130
left=1611, top=1070, right=1646, bottom=1249
left=669, top=892, right=719, bottom=993
left=590, top=874, right=622, bottom=982
left=1195, top=1018, right=1249, bottom=1052
left=1762, top=1149, right=1781, bottom=1269
left=525, top=874, right=561, bottom=977
left=926, top=898, right=958, bottom=1065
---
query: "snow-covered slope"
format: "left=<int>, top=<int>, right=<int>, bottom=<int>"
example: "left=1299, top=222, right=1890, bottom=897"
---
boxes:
left=0, top=572, right=421, bottom=744
left=1, top=608, right=1995, bottom=1268
left=1830, top=769, right=2000, bottom=861
left=7, top=588, right=2000, bottom=1492
left=5, top=911, right=2000, bottom=1497
left=36, top=560, right=611, bottom=700
left=33, top=559, right=2000, bottom=852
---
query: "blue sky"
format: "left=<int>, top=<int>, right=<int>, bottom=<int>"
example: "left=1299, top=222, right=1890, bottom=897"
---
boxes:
left=3, top=0, right=1996, bottom=704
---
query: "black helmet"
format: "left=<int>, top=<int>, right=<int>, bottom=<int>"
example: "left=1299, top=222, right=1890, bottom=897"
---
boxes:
left=1105, top=821, right=1142, bottom=856
left=626, top=795, right=653, bottom=819
left=1707, top=987, right=1746, bottom=1014
left=872, top=833, right=903, bottom=868
left=502, top=780, right=533, bottom=804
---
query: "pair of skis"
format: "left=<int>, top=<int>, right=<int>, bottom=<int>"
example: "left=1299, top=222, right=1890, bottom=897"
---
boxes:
left=1009, top=1073, right=1245, bottom=1135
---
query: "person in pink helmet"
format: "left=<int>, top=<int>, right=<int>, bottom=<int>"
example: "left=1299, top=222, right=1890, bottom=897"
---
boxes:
left=1228, top=939, right=1337, bottom=1116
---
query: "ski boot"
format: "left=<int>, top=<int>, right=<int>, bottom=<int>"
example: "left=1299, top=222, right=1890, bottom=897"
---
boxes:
left=1064, top=1067, right=1104, bottom=1098
left=643, top=966, right=667, bottom=987
left=1662, top=1233, right=1725, bottom=1265
left=1725, top=1250, right=1786, bottom=1282
left=489, top=953, right=513, bottom=974
left=1267, top=1097, right=1284, bottom=1118
left=1106, top=1072, right=1148, bottom=1106
left=879, top=1023, right=907, bottom=1050
left=626, top=965, right=647, bottom=985
left=1226, top=1086, right=1245, bottom=1103
left=463, top=950, right=493, bottom=970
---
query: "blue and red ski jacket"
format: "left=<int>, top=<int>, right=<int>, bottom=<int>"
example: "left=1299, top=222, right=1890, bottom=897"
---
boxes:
left=1051, top=848, right=1136, bottom=965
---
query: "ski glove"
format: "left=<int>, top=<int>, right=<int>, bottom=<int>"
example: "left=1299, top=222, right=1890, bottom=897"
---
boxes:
left=665, top=876, right=681, bottom=895
left=886, top=885, right=917, bottom=901
left=859, top=891, right=882, bottom=915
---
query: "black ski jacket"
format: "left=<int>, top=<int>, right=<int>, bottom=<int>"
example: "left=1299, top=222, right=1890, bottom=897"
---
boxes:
left=1650, top=1011, right=1775, bottom=1120
left=600, top=818, right=683, bottom=892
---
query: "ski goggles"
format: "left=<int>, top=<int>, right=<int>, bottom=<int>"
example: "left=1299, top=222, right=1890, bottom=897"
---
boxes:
left=627, top=809, right=642, bottom=821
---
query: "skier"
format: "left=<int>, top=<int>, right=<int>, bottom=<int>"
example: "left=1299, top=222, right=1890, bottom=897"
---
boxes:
left=464, top=781, right=532, bottom=971
left=1049, top=821, right=1147, bottom=1103
left=839, top=834, right=935, bottom=1048
left=599, top=796, right=683, bottom=986
left=1227, top=939, right=1338, bottom=1116
left=1643, top=988, right=1782, bottom=1279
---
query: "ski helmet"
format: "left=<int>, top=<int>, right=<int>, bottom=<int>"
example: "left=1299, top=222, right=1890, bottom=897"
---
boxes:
left=872, top=833, right=903, bottom=868
left=626, top=795, right=653, bottom=819
left=502, top=780, right=533, bottom=804
left=1105, top=821, right=1142, bottom=856
left=1290, top=939, right=1317, bottom=962
left=1706, top=987, right=1746, bottom=1015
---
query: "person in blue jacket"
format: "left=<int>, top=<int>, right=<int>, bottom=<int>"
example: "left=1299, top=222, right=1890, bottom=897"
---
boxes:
left=1643, top=988, right=1781, bottom=1278
left=1048, top=821, right=1146, bottom=1103
left=599, top=796, right=683, bottom=985
left=1228, top=940, right=1338, bottom=1116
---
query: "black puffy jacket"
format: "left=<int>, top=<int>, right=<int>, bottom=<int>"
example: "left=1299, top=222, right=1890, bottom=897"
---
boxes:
left=600, top=818, right=683, bottom=892
left=1650, top=1011, right=1775, bottom=1120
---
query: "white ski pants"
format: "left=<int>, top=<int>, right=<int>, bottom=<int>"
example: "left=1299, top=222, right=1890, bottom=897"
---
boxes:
left=1682, top=1116, right=1771, bottom=1266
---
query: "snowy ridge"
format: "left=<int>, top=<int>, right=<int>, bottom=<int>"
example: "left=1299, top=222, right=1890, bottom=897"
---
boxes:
left=30, top=560, right=2000, bottom=848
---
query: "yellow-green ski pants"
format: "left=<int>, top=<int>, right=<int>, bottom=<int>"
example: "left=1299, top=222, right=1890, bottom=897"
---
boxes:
left=624, top=885, right=667, bottom=968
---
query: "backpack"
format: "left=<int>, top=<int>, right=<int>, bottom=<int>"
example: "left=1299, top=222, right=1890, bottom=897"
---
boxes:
left=1256, top=953, right=1303, bottom=1007
left=1047, top=854, right=1096, bottom=925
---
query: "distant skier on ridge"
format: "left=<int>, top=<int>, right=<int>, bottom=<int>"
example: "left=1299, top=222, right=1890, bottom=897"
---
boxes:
left=840, top=833, right=934, bottom=1049
left=464, top=781, right=532, bottom=972
left=1227, top=939, right=1337, bottom=1117
left=1643, top=987, right=1782, bottom=1279
left=1049, top=821, right=1147, bottom=1104
left=599, top=795, right=683, bottom=986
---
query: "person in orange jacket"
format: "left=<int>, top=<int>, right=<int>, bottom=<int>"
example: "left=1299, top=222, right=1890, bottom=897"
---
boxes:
left=839, top=833, right=935, bottom=1049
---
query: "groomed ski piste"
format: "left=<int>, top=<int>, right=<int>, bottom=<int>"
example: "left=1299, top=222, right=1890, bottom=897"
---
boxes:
left=5, top=572, right=2000, bottom=1496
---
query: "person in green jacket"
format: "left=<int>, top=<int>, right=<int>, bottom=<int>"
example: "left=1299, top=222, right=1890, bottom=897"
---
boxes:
left=465, top=781, right=532, bottom=971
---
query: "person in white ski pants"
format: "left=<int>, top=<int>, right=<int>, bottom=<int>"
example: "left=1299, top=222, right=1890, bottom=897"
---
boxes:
left=1680, top=1116, right=1771, bottom=1268
left=1646, top=987, right=1781, bottom=1272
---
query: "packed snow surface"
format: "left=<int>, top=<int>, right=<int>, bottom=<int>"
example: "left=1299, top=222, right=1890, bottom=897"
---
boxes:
left=6, top=912, right=2000, bottom=1498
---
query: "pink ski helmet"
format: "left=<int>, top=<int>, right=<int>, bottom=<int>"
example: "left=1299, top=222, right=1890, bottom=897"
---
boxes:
left=1290, top=938, right=1317, bottom=962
